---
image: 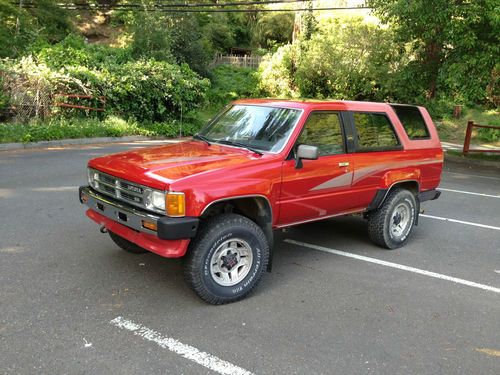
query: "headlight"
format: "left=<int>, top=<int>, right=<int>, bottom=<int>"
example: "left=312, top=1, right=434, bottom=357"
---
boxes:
left=144, top=189, right=166, bottom=211
left=87, top=168, right=99, bottom=189
left=166, top=192, right=185, bottom=217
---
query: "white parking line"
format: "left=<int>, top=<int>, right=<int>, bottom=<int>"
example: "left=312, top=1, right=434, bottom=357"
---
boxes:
left=439, top=188, right=500, bottom=199
left=285, top=239, right=500, bottom=293
left=443, top=171, right=500, bottom=182
left=110, top=317, right=253, bottom=375
left=420, top=214, right=500, bottom=231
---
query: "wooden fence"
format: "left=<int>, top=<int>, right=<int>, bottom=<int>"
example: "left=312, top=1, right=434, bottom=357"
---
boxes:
left=212, top=54, right=263, bottom=69
left=463, top=120, right=500, bottom=154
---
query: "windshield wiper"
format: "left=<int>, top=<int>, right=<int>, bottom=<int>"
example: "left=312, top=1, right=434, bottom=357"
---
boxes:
left=193, top=133, right=212, bottom=145
left=216, top=139, right=263, bottom=156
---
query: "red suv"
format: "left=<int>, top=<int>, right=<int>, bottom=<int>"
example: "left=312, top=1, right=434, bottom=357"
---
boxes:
left=79, top=100, right=443, bottom=304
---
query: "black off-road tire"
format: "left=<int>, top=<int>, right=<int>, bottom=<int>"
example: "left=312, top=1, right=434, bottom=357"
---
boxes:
left=368, top=188, right=417, bottom=250
left=108, top=231, right=149, bottom=254
left=184, top=213, right=269, bottom=305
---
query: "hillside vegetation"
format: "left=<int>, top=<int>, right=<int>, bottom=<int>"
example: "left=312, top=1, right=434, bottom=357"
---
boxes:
left=0, top=0, right=498, bottom=144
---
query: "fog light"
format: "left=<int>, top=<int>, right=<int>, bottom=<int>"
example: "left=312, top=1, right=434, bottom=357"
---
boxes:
left=81, top=193, right=89, bottom=203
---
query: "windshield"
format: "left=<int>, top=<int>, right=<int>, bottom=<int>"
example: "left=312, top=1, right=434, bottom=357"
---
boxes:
left=198, top=105, right=302, bottom=153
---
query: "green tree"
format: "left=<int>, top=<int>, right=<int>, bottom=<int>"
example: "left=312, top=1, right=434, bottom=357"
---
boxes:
left=130, top=12, right=174, bottom=62
left=301, top=1, right=317, bottom=41
left=369, top=0, right=499, bottom=104
left=254, top=12, right=294, bottom=49
left=169, top=14, right=212, bottom=75
left=0, top=0, right=28, bottom=58
left=0, top=0, right=72, bottom=58
left=27, top=0, right=73, bottom=43
left=259, top=16, right=400, bottom=101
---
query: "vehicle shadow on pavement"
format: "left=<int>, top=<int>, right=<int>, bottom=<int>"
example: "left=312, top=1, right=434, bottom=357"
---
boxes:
left=278, top=215, right=373, bottom=248
left=95, top=247, right=198, bottom=306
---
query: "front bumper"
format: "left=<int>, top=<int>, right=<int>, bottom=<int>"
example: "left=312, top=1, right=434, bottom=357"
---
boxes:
left=79, top=186, right=199, bottom=257
left=417, top=189, right=441, bottom=202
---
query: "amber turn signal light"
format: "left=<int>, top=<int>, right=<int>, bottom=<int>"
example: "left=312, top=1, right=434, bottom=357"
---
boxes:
left=142, top=220, right=158, bottom=231
left=166, top=192, right=185, bottom=217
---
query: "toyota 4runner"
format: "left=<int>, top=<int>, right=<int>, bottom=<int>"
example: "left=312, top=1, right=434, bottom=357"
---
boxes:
left=79, top=100, right=443, bottom=304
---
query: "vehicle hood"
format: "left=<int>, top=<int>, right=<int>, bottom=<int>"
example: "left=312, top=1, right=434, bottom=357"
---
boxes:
left=88, top=141, right=260, bottom=190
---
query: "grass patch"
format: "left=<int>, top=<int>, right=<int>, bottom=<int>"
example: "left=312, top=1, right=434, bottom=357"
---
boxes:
left=0, top=116, right=203, bottom=144
left=447, top=149, right=500, bottom=162
left=436, top=107, right=500, bottom=145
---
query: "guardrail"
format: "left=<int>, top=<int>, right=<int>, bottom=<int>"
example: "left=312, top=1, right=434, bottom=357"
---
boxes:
left=53, top=94, right=106, bottom=112
left=463, top=121, right=500, bottom=154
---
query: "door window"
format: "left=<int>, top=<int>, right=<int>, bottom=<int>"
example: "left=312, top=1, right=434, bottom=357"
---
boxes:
left=297, top=112, right=344, bottom=156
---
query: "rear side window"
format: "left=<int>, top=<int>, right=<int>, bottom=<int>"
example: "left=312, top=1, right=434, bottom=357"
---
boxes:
left=391, top=105, right=430, bottom=139
left=353, top=112, right=399, bottom=150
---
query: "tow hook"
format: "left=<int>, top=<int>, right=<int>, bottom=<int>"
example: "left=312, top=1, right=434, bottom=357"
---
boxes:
left=100, top=226, right=108, bottom=234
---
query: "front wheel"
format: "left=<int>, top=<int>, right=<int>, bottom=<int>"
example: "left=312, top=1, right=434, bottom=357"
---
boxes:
left=184, top=214, right=269, bottom=305
left=368, top=188, right=417, bottom=249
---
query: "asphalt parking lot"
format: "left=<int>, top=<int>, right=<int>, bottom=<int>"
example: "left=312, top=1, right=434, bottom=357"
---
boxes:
left=1, top=141, right=499, bottom=374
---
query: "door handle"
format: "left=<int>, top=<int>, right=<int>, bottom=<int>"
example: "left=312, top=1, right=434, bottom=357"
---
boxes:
left=338, top=162, right=350, bottom=167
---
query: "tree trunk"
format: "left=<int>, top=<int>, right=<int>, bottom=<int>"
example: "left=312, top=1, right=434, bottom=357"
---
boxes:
left=424, top=40, right=442, bottom=99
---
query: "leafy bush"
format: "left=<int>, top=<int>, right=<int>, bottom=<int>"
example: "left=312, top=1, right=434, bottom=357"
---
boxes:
left=414, top=97, right=455, bottom=120
left=475, top=109, right=500, bottom=142
left=1, top=43, right=210, bottom=123
left=477, top=127, right=500, bottom=142
left=258, top=17, right=400, bottom=101
left=258, top=44, right=298, bottom=98
left=106, top=60, right=210, bottom=122
left=37, top=34, right=132, bottom=69
left=208, top=65, right=259, bottom=105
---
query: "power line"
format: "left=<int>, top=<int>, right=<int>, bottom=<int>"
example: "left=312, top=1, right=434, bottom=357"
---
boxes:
left=15, top=0, right=373, bottom=12
left=17, top=4, right=373, bottom=13
left=68, top=0, right=313, bottom=8
left=17, top=0, right=322, bottom=8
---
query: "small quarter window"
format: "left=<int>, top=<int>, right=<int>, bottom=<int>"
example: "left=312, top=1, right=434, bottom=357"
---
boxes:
left=353, top=113, right=399, bottom=150
left=391, top=105, right=430, bottom=139
left=297, top=112, right=344, bottom=156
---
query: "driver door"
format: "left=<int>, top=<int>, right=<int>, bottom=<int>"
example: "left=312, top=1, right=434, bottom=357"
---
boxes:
left=278, top=111, right=355, bottom=226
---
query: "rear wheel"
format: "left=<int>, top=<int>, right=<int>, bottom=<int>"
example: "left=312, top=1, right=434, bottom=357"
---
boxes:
left=108, top=231, right=148, bottom=254
left=368, top=188, right=417, bottom=249
left=184, top=213, right=269, bottom=305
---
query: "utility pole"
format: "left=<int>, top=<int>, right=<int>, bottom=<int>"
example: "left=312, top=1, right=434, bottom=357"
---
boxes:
left=292, top=1, right=302, bottom=42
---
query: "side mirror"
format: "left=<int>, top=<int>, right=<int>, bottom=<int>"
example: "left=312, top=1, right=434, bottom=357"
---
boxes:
left=295, top=144, right=318, bottom=169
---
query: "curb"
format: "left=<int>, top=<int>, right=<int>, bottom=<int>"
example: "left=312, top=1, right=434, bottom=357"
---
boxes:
left=444, top=152, right=500, bottom=170
left=0, top=136, right=185, bottom=151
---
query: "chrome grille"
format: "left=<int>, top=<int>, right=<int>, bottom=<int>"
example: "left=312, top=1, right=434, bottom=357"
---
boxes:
left=88, top=168, right=161, bottom=213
